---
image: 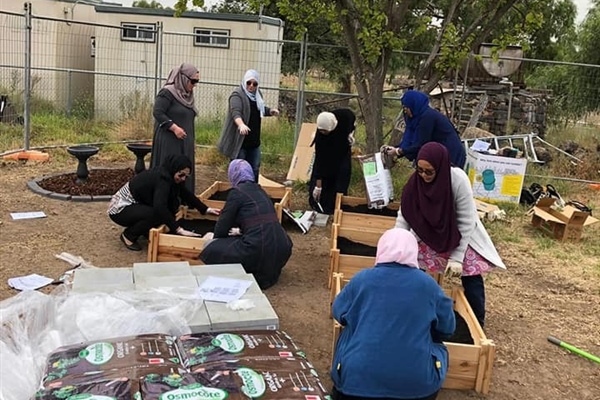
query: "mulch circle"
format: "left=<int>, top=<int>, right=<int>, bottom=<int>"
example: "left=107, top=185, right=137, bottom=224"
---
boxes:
left=30, top=168, right=134, bottom=200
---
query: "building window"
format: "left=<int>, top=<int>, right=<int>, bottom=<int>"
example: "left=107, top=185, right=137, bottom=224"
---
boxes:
left=194, top=28, right=230, bottom=48
left=121, top=23, right=156, bottom=43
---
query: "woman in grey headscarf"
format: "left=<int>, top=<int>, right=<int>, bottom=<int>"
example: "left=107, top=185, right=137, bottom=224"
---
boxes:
left=151, top=63, right=200, bottom=193
left=217, top=69, right=280, bottom=182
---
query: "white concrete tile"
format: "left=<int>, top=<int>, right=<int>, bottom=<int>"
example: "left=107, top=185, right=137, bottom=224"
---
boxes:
left=205, top=293, right=279, bottom=331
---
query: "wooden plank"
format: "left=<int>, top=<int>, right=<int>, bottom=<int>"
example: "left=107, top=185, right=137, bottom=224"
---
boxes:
left=452, top=287, right=487, bottom=344
left=329, top=249, right=340, bottom=289
left=158, top=233, right=209, bottom=250
left=475, top=340, right=496, bottom=394
left=198, top=181, right=220, bottom=200
left=338, top=227, right=383, bottom=246
left=337, top=210, right=396, bottom=231
left=156, top=253, right=203, bottom=265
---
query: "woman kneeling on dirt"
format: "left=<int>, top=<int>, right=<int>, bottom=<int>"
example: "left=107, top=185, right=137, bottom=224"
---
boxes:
left=396, top=142, right=506, bottom=328
left=107, top=154, right=220, bottom=251
left=199, top=159, right=293, bottom=289
left=331, top=228, right=455, bottom=400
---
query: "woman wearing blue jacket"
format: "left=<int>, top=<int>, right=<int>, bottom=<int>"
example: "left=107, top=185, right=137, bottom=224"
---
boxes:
left=384, top=90, right=466, bottom=168
left=331, top=228, right=455, bottom=400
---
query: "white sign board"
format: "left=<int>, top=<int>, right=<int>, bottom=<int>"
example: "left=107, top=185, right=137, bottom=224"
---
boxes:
left=464, top=150, right=527, bottom=204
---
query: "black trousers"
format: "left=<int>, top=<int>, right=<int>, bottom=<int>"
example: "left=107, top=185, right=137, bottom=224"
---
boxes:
left=462, top=274, right=486, bottom=328
left=109, top=204, right=162, bottom=242
left=308, top=158, right=352, bottom=215
left=331, top=387, right=438, bottom=400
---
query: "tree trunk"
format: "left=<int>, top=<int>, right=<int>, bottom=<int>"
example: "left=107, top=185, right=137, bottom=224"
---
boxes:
left=358, top=78, right=384, bottom=153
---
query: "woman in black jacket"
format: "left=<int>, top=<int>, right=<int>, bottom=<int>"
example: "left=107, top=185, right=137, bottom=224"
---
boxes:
left=108, top=154, right=220, bottom=251
left=200, top=159, right=293, bottom=289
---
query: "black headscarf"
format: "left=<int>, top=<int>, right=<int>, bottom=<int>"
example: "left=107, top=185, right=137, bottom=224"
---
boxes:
left=160, top=154, right=192, bottom=179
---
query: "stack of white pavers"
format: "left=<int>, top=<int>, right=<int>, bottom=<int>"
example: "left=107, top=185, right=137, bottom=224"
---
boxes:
left=71, top=262, right=279, bottom=333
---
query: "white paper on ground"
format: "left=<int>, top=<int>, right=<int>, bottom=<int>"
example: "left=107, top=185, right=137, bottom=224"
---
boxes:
left=7, top=274, right=54, bottom=291
left=10, top=211, right=47, bottom=220
left=196, top=276, right=253, bottom=303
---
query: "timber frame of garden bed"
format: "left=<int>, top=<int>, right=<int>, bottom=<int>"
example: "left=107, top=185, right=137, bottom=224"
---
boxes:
left=147, top=182, right=292, bottom=263
left=333, top=193, right=400, bottom=226
left=331, top=273, right=496, bottom=394
left=198, top=181, right=291, bottom=223
left=147, top=207, right=217, bottom=264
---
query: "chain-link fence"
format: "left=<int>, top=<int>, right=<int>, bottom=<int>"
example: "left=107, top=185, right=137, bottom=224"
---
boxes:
left=1, top=3, right=600, bottom=154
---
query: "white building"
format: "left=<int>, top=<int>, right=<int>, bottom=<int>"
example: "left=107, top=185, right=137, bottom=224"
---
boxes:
left=0, top=0, right=284, bottom=119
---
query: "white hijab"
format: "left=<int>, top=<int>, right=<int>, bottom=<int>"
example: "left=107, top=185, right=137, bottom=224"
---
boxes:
left=241, top=69, right=265, bottom=117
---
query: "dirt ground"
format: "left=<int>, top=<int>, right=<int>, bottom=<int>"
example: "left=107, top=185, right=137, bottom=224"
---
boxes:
left=1, top=159, right=599, bottom=400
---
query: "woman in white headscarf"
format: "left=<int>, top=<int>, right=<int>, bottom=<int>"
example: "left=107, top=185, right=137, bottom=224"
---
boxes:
left=331, top=228, right=455, bottom=400
left=217, top=69, right=280, bottom=182
left=151, top=63, right=200, bottom=193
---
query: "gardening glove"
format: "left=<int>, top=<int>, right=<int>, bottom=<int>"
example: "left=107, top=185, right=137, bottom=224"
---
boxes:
left=380, top=145, right=399, bottom=157
left=176, top=227, right=202, bottom=237
left=312, top=186, right=322, bottom=202
left=207, top=207, right=221, bottom=216
left=228, top=227, right=242, bottom=236
left=445, top=260, right=463, bottom=278
left=348, top=132, right=356, bottom=146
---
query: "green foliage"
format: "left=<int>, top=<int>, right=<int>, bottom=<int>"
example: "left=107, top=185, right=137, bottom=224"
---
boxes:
left=132, top=0, right=165, bottom=8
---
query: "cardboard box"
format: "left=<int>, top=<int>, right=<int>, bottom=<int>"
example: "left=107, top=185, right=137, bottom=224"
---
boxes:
left=530, top=197, right=598, bottom=241
left=286, top=123, right=317, bottom=181
left=465, top=150, right=527, bottom=204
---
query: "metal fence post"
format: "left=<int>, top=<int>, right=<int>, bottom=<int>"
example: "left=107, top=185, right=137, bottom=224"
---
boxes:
left=66, top=70, right=72, bottom=116
left=154, top=21, right=163, bottom=95
left=23, top=2, right=32, bottom=150
left=293, top=32, right=308, bottom=146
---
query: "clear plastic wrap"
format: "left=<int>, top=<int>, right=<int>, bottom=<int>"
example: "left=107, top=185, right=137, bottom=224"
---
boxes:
left=0, top=285, right=199, bottom=400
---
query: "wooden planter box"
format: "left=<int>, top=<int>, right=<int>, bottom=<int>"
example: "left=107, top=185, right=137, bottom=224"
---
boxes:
left=331, top=274, right=496, bottom=394
left=198, top=181, right=291, bottom=223
left=147, top=207, right=218, bottom=264
left=333, top=193, right=399, bottom=227
left=329, top=223, right=442, bottom=291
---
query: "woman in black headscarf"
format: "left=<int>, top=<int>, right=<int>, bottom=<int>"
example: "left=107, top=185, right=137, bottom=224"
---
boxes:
left=108, top=155, right=220, bottom=251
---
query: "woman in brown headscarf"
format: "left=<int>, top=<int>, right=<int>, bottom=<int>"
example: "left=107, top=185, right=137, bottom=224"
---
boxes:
left=151, top=63, right=200, bottom=193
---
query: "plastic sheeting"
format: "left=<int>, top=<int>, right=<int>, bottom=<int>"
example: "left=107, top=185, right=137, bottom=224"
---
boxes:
left=0, top=285, right=200, bottom=400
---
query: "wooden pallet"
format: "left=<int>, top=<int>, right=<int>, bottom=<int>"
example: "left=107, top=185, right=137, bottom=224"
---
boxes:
left=331, top=274, right=495, bottom=394
left=147, top=207, right=218, bottom=264
left=198, top=181, right=291, bottom=223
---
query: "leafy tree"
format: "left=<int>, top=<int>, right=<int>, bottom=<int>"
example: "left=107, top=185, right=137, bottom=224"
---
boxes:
left=132, top=0, right=165, bottom=8
left=174, top=0, right=559, bottom=152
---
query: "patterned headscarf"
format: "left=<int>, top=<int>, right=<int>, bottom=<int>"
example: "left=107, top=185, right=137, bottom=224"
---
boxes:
left=228, top=159, right=255, bottom=188
left=241, top=69, right=266, bottom=117
left=164, top=63, right=199, bottom=114
left=375, top=228, right=419, bottom=268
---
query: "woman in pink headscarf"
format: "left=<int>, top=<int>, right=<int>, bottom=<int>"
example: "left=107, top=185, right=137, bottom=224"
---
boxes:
left=200, top=160, right=293, bottom=289
left=331, top=228, right=455, bottom=400
left=151, top=63, right=200, bottom=193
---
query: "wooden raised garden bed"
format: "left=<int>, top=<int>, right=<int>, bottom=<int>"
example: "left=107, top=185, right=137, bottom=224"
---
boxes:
left=331, top=273, right=496, bottom=394
left=198, top=181, right=291, bottom=223
left=329, top=223, right=443, bottom=290
left=333, top=193, right=399, bottom=227
left=147, top=207, right=219, bottom=264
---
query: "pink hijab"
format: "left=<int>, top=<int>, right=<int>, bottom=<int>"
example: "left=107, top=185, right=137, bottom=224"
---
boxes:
left=375, top=228, right=419, bottom=268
